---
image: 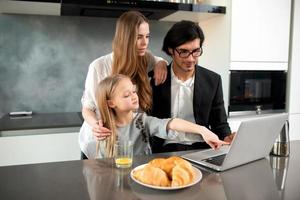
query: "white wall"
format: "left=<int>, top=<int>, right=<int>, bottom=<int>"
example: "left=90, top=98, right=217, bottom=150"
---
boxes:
left=287, top=0, right=300, bottom=140
left=198, top=0, right=231, bottom=112
left=205, top=0, right=226, bottom=6
left=288, top=0, right=300, bottom=114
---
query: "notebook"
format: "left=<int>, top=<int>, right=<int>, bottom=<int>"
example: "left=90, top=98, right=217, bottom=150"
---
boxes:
left=182, top=113, right=288, bottom=171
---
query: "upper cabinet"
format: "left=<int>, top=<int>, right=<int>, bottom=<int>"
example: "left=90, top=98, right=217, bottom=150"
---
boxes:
left=230, top=0, right=291, bottom=70
left=0, top=1, right=60, bottom=16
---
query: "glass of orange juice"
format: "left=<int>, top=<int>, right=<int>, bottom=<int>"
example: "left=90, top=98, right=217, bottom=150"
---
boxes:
left=114, top=141, right=133, bottom=168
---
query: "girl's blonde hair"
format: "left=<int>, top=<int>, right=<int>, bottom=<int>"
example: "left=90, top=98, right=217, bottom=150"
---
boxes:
left=112, top=11, right=152, bottom=112
left=96, top=74, right=130, bottom=158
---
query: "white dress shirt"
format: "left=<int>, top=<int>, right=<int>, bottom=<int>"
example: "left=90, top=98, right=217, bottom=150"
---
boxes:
left=165, top=66, right=203, bottom=145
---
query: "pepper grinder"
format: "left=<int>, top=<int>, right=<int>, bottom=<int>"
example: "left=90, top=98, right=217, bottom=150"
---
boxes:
left=270, top=120, right=290, bottom=157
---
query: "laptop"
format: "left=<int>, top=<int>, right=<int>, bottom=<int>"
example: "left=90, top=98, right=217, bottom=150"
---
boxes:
left=182, top=113, right=288, bottom=171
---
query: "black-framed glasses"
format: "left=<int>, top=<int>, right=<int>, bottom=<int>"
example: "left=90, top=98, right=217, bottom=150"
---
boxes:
left=174, top=48, right=203, bottom=58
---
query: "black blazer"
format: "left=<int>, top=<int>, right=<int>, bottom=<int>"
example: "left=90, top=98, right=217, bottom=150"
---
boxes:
left=149, top=64, right=231, bottom=152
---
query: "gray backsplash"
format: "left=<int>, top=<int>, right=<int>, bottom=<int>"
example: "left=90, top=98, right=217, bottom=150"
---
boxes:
left=0, top=14, right=174, bottom=117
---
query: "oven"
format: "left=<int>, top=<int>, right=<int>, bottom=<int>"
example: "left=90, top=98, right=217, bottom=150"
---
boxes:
left=229, top=70, right=287, bottom=114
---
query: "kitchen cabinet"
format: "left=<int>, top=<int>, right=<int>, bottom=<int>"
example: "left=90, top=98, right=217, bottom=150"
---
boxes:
left=0, top=130, right=81, bottom=166
left=0, top=0, right=60, bottom=15
left=0, top=112, right=83, bottom=166
left=230, top=0, right=291, bottom=70
left=289, top=114, right=300, bottom=141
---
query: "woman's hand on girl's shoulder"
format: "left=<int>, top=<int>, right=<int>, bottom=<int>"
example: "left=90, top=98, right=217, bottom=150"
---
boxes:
left=153, top=60, right=168, bottom=86
left=92, top=120, right=112, bottom=141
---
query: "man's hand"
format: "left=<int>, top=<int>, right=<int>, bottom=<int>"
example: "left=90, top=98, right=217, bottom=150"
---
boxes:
left=224, top=132, right=236, bottom=144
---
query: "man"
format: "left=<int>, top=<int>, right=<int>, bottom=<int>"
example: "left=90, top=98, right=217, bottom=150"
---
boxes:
left=150, top=20, right=234, bottom=153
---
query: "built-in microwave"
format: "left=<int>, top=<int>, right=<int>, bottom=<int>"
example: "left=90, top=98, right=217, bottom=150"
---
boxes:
left=229, top=70, right=287, bottom=114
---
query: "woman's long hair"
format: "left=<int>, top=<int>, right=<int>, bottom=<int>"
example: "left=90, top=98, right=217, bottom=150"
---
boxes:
left=95, top=74, right=129, bottom=158
left=112, top=11, right=152, bottom=112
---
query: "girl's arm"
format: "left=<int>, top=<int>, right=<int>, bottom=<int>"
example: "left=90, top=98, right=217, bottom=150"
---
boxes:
left=166, top=118, right=229, bottom=150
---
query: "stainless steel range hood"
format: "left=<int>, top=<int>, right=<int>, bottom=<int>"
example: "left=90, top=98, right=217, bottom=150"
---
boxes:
left=0, top=0, right=226, bottom=22
left=60, top=0, right=226, bottom=21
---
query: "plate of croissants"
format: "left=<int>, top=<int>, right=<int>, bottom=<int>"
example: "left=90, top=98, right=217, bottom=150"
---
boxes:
left=131, top=156, right=202, bottom=190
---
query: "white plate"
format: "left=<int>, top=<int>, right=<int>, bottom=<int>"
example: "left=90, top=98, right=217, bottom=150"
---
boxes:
left=130, top=164, right=202, bottom=190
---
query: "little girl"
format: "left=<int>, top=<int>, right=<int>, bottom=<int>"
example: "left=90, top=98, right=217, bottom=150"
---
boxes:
left=95, top=74, right=227, bottom=158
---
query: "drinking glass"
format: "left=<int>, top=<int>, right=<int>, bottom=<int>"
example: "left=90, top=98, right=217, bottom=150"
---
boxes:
left=114, top=141, right=133, bottom=168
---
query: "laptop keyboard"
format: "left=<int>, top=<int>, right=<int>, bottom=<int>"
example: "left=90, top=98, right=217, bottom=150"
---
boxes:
left=202, top=154, right=227, bottom=166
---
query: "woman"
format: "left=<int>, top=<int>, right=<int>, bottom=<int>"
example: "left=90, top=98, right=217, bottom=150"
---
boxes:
left=79, top=11, right=168, bottom=159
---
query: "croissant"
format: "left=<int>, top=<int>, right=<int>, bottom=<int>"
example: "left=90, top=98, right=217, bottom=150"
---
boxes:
left=149, top=156, right=184, bottom=177
left=134, top=156, right=195, bottom=187
left=171, top=156, right=195, bottom=177
left=171, top=161, right=195, bottom=187
left=148, top=158, right=172, bottom=178
left=133, top=164, right=171, bottom=187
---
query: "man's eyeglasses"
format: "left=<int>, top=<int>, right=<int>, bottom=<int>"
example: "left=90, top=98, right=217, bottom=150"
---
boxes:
left=174, top=48, right=203, bottom=58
